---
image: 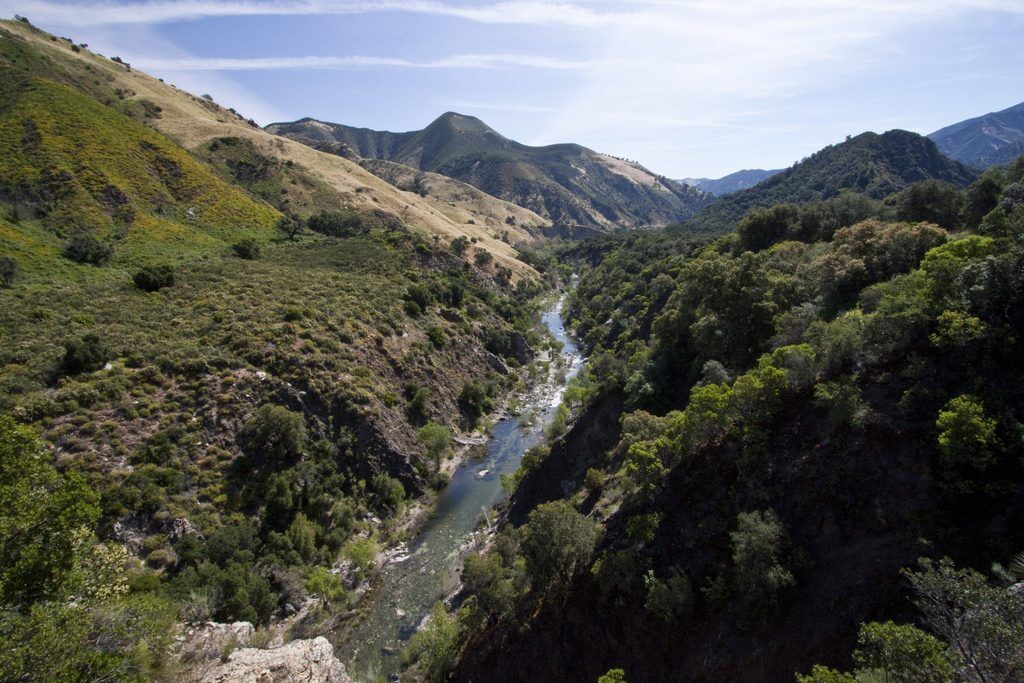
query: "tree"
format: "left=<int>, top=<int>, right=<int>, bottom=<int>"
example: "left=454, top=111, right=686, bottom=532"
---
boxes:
left=853, top=620, right=954, bottom=683
left=474, top=249, right=493, bottom=268
left=598, top=669, right=627, bottom=683
left=232, top=238, right=261, bottom=260
left=286, top=512, right=317, bottom=563
left=0, top=416, right=100, bottom=606
left=730, top=509, right=795, bottom=615
left=408, top=603, right=461, bottom=683
left=243, top=404, right=306, bottom=461
left=64, top=232, right=114, bottom=265
left=305, top=566, right=345, bottom=606
left=936, top=395, right=997, bottom=472
left=276, top=214, right=304, bottom=240
left=418, top=422, right=452, bottom=470
left=896, top=180, right=963, bottom=229
left=306, top=210, right=370, bottom=237
left=450, top=236, right=470, bottom=255
left=521, top=500, right=598, bottom=590
left=0, top=255, right=17, bottom=287
left=61, top=333, right=107, bottom=376
left=904, top=558, right=1024, bottom=681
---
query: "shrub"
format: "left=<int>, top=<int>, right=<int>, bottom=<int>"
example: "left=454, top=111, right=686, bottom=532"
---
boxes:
left=64, top=232, right=114, bottom=265
left=232, top=238, right=261, bottom=260
left=408, top=603, right=461, bottom=683
left=458, top=381, right=491, bottom=421
left=418, top=422, right=453, bottom=469
left=450, top=236, right=470, bottom=255
left=0, top=256, right=17, bottom=287
left=936, top=395, right=997, bottom=472
left=133, top=264, right=175, bottom=292
left=61, top=333, right=107, bottom=375
left=243, top=404, right=306, bottom=461
left=474, top=249, right=494, bottom=268
left=305, top=566, right=345, bottom=606
left=643, top=569, right=692, bottom=623
left=306, top=210, right=371, bottom=237
left=277, top=214, right=304, bottom=240
left=730, top=509, right=794, bottom=615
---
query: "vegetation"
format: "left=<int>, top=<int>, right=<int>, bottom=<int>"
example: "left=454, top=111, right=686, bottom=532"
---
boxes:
left=454, top=155, right=1024, bottom=682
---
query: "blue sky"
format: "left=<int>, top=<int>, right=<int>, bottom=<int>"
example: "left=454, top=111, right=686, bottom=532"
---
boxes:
left=3, top=0, right=1023, bottom=178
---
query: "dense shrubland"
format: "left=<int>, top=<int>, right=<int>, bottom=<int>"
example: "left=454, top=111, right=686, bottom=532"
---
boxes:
left=453, top=159, right=1024, bottom=681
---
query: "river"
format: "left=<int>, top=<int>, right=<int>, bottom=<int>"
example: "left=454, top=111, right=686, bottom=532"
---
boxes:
left=337, top=294, right=583, bottom=681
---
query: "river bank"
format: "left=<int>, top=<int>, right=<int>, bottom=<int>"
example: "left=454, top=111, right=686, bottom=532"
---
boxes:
left=330, top=292, right=583, bottom=682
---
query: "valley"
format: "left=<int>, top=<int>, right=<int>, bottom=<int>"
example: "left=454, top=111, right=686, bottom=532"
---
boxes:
left=2, top=11, right=1024, bottom=683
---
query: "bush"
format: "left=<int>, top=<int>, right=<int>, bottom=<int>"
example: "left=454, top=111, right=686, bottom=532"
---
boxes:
left=61, top=333, right=108, bottom=375
left=450, top=236, right=470, bottom=255
left=730, top=509, right=794, bottom=615
left=243, top=404, right=306, bottom=461
left=133, top=264, right=175, bottom=292
left=64, top=232, right=114, bottom=265
left=407, top=603, right=460, bottom=683
left=936, top=395, right=998, bottom=472
left=232, top=238, right=261, bottom=260
left=0, top=256, right=17, bottom=287
left=458, top=381, right=491, bottom=421
left=474, top=249, right=494, bottom=268
left=306, top=210, right=371, bottom=237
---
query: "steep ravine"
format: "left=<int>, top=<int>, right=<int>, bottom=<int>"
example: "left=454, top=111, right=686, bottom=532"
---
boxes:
left=336, top=297, right=584, bottom=681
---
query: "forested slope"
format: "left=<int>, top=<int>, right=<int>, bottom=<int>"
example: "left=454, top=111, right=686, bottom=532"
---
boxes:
left=451, top=158, right=1024, bottom=682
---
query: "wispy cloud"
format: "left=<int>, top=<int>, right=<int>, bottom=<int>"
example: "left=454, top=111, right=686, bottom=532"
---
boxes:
left=440, top=100, right=558, bottom=113
left=8, top=0, right=640, bottom=27
left=134, top=53, right=597, bottom=71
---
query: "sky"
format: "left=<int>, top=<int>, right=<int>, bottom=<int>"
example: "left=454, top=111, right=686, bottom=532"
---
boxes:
left=2, top=1, right=1023, bottom=178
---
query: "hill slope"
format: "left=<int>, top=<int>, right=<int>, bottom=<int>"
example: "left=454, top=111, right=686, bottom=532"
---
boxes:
left=0, top=20, right=547, bottom=273
left=685, top=130, right=977, bottom=234
left=680, top=168, right=783, bottom=196
left=929, top=100, right=1024, bottom=169
left=268, top=113, right=711, bottom=231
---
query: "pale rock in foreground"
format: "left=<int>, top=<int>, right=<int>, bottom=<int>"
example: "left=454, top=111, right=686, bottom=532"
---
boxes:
left=200, top=636, right=352, bottom=683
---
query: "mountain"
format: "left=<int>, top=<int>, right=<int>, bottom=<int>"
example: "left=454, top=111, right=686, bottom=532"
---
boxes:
left=267, top=113, right=711, bottom=231
left=680, top=168, right=783, bottom=196
left=928, top=100, right=1024, bottom=169
left=685, top=129, right=977, bottom=233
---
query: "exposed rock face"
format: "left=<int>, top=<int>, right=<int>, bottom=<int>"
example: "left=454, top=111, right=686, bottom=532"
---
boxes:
left=199, top=636, right=351, bottom=683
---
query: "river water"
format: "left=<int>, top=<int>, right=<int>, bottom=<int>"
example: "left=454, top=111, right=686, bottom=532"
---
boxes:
left=338, top=295, right=583, bottom=681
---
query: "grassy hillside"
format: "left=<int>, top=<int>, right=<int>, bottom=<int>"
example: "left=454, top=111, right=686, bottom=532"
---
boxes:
left=0, top=19, right=546, bottom=273
left=685, top=129, right=977, bottom=234
left=268, top=112, right=711, bottom=230
left=449, top=158, right=1024, bottom=682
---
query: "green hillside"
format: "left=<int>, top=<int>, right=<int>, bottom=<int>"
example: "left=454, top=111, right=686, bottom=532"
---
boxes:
left=685, top=129, right=977, bottom=234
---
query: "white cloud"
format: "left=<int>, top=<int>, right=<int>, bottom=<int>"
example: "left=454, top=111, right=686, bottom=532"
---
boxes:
left=133, top=53, right=597, bottom=71
left=6, top=0, right=641, bottom=27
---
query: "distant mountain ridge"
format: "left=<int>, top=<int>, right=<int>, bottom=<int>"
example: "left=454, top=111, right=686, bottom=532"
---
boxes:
left=684, top=129, right=978, bottom=234
left=267, top=113, right=711, bottom=231
left=928, top=100, right=1024, bottom=169
left=680, top=168, right=783, bottom=196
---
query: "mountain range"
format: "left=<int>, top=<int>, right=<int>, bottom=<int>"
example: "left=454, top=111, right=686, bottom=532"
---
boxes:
left=928, top=100, right=1024, bottom=170
left=267, top=114, right=710, bottom=232
left=679, top=168, right=783, bottom=196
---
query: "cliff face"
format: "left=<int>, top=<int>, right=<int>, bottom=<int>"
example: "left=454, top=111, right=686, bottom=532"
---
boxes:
left=200, top=637, right=351, bottom=683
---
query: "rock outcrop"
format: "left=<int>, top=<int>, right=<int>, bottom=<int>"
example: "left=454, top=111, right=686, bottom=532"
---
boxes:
left=199, top=636, right=351, bottom=683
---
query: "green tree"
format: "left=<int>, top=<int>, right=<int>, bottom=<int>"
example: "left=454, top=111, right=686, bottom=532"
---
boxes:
left=60, top=333, right=108, bottom=376
left=521, top=500, right=598, bottom=590
left=64, top=232, right=114, bottom=265
left=276, top=214, right=304, bottom=240
left=0, top=416, right=100, bottom=606
left=286, top=512, right=317, bottom=563
left=450, top=236, right=470, bottom=255
left=730, top=509, right=795, bottom=615
left=243, top=404, right=306, bottom=461
left=305, top=566, right=346, bottom=606
left=597, top=669, right=626, bottom=683
left=408, top=603, right=461, bottom=683
left=418, top=422, right=453, bottom=470
left=232, top=238, right=261, bottom=260
left=936, top=395, right=997, bottom=471
left=853, top=620, right=954, bottom=683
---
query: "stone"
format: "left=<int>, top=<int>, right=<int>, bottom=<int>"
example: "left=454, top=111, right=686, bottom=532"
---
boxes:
left=199, top=636, right=351, bottom=683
